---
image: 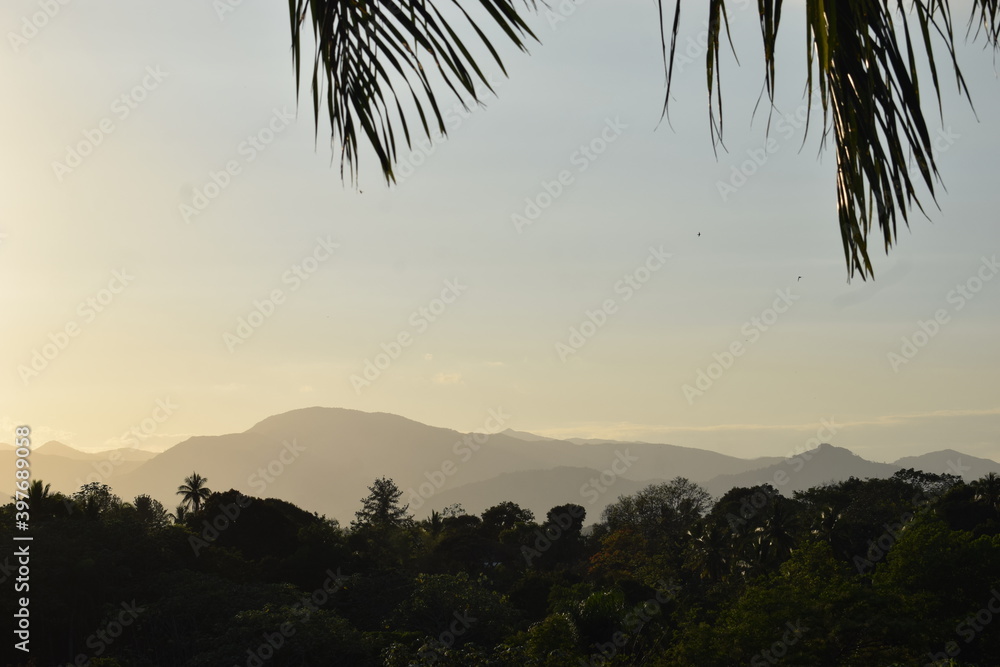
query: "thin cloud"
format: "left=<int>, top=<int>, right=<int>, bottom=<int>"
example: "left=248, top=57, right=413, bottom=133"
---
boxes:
left=432, top=372, right=463, bottom=385
left=530, top=407, right=1000, bottom=441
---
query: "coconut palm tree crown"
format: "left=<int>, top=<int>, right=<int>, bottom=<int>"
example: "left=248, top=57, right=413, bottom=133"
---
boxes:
left=176, top=472, right=212, bottom=513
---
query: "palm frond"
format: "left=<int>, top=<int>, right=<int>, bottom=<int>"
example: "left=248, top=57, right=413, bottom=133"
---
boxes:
left=287, top=1, right=1000, bottom=280
left=289, top=0, right=537, bottom=184
left=661, top=0, right=1000, bottom=280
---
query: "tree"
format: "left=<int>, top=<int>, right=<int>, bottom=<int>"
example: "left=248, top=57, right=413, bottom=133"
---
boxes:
left=688, top=522, right=731, bottom=584
left=751, top=497, right=800, bottom=570
left=529, top=504, right=586, bottom=570
left=176, top=471, right=212, bottom=513
left=352, top=476, right=413, bottom=529
left=26, top=478, right=51, bottom=505
left=515, top=612, right=583, bottom=666
left=873, top=516, right=1000, bottom=662
left=971, top=472, right=1000, bottom=513
left=388, top=572, right=519, bottom=648
left=426, top=513, right=488, bottom=575
left=667, top=541, right=907, bottom=666
left=441, top=503, right=466, bottom=519
left=795, top=475, right=944, bottom=564
left=602, top=477, right=711, bottom=544
left=288, top=1, right=1000, bottom=279
left=71, top=482, right=122, bottom=518
left=423, top=509, right=444, bottom=537
left=25, top=479, right=65, bottom=521
left=480, top=501, right=535, bottom=539
left=132, top=494, right=172, bottom=531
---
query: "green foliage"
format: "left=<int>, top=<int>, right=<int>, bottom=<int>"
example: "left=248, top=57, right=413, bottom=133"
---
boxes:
left=481, top=500, right=535, bottom=538
left=6, top=473, right=1000, bottom=665
left=873, top=515, right=1000, bottom=663
left=185, top=605, right=377, bottom=667
left=667, top=541, right=908, bottom=666
left=518, top=612, right=583, bottom=665
left=602, top=477, right=710, bottom=542
left=390, top=572, right=520, bottom=646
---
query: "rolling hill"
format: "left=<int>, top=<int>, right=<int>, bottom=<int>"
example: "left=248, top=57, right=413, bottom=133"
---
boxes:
left=106, top=407, right=784, bottom=521
left=3, top=408, right=996, bottom=523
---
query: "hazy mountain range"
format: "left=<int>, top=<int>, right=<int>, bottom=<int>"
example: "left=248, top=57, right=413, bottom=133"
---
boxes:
left=3, top=407, right=999, bottom=524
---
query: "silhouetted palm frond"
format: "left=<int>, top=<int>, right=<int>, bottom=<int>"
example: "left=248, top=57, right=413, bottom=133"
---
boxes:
left=289, top=0, right=537, bottom=183
left=662, top=0, right=999, bottom=280
left=289, top=1, right=1000, bottom=280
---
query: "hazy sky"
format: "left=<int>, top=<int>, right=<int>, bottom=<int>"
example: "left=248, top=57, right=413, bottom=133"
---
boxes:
left=2, top=0, right=998, bottom=464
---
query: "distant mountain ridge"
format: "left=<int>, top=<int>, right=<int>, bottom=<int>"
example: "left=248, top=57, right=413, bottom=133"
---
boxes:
left=703, top=443, right=901, bottom=497
left=893, top=449, right=1000, bottom=479
left=500, top=428, right=561, bottom=443
left=2, top=407, right=997, bottom=523
left=33, top=441, right=156, bottom=461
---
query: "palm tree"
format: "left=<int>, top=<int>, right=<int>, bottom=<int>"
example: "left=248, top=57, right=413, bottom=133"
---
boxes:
left=754, top=500, right=799, bottom=569
left=972, top=472, right=1000, bottom=513
left=288, top=1, right=1000, bottom=280
left=176, top=472, right=212, bottom=514
left=810, top=503, right=845, bottom=548
left=26, top=479, right=52, bottom=507
left=689, top=523, right=731, bottom=583
left=24, top=479, right=63, bottom=521
left=423, top=509, right=444, bottom=538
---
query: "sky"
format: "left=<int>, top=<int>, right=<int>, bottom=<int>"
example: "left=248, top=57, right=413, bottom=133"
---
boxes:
left=1, top=0, right=998, bottom=464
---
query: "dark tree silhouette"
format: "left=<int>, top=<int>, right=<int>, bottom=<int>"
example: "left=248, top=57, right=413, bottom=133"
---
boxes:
left=25, top=479, right=64, bottom=521
left=972, top=472, right=1000, bottom=513
left=481, top=500, right=535, bottom=539
left=353, top=476, right=413, bottom=529
left=133, top=494, right=172, bottom=530
left=71, top=481, right=121, bottom=518
left=177, top=471, right=212, bottom=513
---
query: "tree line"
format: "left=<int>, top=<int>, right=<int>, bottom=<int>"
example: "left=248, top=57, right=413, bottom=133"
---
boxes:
left=3, top=468, right=1000, bottom=665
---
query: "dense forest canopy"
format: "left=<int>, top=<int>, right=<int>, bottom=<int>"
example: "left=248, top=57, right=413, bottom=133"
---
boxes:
left=4, top=469, right=1000, bottom=665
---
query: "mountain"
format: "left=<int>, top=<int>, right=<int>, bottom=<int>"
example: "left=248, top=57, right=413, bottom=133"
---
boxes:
left=0, top=441, right=152, bottom=501
left=34, top=441, right=98, bottom=460
left=31, top=441, right=156, bottom=462
left=568, top=438, right=636, bottom=445
left=406, top=443, right=1000, bottom=519
left=701, top=443, right=981, bottom=497
left=893, top=449, right=1000, bottom=480
left=703, top=443, right=898, bottom=496
left=500, top=428, right=561, bottom=442
left=105, top=407, right=784, bottom=522
left=4, top=409, right=996, bottom=525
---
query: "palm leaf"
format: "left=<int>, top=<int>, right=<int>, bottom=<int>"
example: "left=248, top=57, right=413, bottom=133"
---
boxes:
left=289, top=0, right=537, bottom=184
left=661, top=0, right=1000, bottom=280
left=287, top=1, right=1000, bottom=280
